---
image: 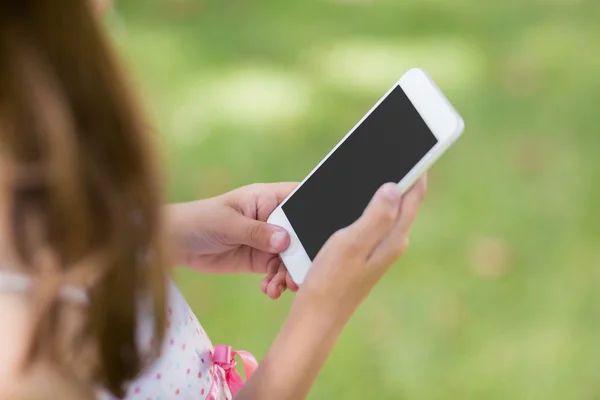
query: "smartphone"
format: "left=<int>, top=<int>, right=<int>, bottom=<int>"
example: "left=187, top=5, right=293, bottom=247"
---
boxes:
left=268, top=68, right=464, bottom=285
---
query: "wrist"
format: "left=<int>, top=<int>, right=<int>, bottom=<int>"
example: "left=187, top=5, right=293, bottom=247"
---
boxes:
left=291, top=289, right=354, bottom=330
left=163, top=201, right=205, bottom=267
left=242, top=288, right=352, bottom=399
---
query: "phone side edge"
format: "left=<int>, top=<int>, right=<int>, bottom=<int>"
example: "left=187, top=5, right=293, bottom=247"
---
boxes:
left=396, top=135, right=458, bottom=194
left=267, top=206, right=312, bottom=285
left=400, top=67, right=464, bottom=143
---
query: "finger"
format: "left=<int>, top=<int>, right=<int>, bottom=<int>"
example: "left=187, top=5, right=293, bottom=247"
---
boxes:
left=260, top=255, right=281, bottom=285
left=269, top=182, right=299, bottom=204
left=267, top=282, right=285, bottom=299
left=344, top=183, right=403, bottom=254
left=286, top=273, right=299, bottom=292
left=267, top=267, right=288, bottom=300
left=260, top=274, right=274, bottom=294
left=255, top=182, right=300, bottom=221
left=369, top=175, right=428, bottom=264
left=231, top=215, right=291, bottom=253
left=261, top=258, right=286, bottom=297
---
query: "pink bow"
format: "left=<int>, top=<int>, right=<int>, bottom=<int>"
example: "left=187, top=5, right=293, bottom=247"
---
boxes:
left=207, top=344, right=258, bottom=398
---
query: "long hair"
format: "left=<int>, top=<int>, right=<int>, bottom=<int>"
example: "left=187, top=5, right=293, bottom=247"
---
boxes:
left=0, top=1, right=167, bottom=397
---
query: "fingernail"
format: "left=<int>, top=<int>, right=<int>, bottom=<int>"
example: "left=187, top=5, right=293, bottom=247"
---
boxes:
left=382, top=183, right=401, bottom=202
left=277, top=285, right=284, bottom=295
left=270, top=231, right=286, bottom=250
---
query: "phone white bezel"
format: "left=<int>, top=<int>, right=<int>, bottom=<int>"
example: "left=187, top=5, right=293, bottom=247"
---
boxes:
left=267, top=68, right=464, bottom=285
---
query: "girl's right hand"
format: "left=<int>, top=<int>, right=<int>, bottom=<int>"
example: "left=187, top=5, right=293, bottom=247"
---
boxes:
left=297, top=176, right=427, bottom=319
left=236, top=176, right=427, bottom=400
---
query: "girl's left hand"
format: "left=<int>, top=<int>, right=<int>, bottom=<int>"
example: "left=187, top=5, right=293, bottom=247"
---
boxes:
left=166, top=183, right=299, bottom=299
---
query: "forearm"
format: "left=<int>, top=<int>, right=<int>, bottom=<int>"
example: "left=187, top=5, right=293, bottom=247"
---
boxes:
left=162, top=202, right=202, bottom=268
left=235, top=295, right=351, bottom=400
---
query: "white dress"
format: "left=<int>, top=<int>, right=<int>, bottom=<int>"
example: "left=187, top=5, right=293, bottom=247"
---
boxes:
left=101, top=279, right=233, bottom=400
left=0, top=271, right=237, bottom=400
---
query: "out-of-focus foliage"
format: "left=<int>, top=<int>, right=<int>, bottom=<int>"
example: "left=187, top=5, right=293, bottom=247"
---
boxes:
left=115, top=0, right=600, bottom=398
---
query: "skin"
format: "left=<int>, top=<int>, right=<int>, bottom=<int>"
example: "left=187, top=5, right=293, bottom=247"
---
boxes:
left=166, top=182, right=300, bottom=300
left=0, top=177, right=427, bottom=399
left=92, top=0, right=111, bottom=16
left=237, top=177, right=428, bottom=399
left=90, top=0, right=294, bottom=300
left=0, top=3, right=429, bottom=398
left=0, top=173, right=34, bottom=393
left=164, top=177, right=427, bottom=399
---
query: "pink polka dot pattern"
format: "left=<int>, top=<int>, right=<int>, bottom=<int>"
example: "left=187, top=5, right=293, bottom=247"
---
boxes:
left=99, top=280, right=231, bottom=400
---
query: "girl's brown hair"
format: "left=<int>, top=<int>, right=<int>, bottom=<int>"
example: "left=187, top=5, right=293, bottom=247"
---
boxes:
left=0, top=1, right=166, bottom=397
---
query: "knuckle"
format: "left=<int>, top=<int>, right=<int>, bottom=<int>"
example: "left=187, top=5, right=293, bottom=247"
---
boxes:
left=330, top=229, right=347, bottom=242
left=327, top=230, right=347, bottom=248
left=375, top=204, right=397, bottom=224
left=246, top=223, right=264, bottom=242
left=373, top=237, right=409, bottom=267
left=393, top=237, right=409, bottom=257
left=249, top=183, right=266, bottom=198
left=332, top=228, right=361, bottom=254
left=415, top=179, right=428, bottom=201
left=344, top=235, right=362, bottom=254
left=404, top=183, right=427, bottom=211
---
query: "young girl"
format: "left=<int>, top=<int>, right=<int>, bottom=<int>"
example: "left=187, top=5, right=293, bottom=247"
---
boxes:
left=0, top=1, right=427, bottom=399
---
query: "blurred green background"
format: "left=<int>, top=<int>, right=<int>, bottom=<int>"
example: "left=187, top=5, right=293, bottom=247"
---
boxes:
left=113, top=0, right=600, bottom=398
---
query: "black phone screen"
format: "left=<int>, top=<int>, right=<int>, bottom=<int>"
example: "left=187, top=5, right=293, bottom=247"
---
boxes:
left=282, top=85, right=438, bottom=260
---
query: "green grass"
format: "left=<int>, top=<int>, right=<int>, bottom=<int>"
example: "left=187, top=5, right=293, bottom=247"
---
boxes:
left=114, top=0, right=600, bottom=398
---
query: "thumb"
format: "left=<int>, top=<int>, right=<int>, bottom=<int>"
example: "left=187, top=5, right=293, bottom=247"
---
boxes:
left=232, top=215, right=290, bottom=253
left=346, top=182, right=402, bottom=252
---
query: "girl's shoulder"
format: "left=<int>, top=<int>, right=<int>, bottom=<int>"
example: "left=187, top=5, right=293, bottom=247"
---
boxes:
left=101, top=280, right=232, bottom=400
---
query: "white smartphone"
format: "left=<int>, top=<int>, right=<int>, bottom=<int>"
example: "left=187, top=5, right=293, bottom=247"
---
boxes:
left=268, top=68, right=464, bottom=285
